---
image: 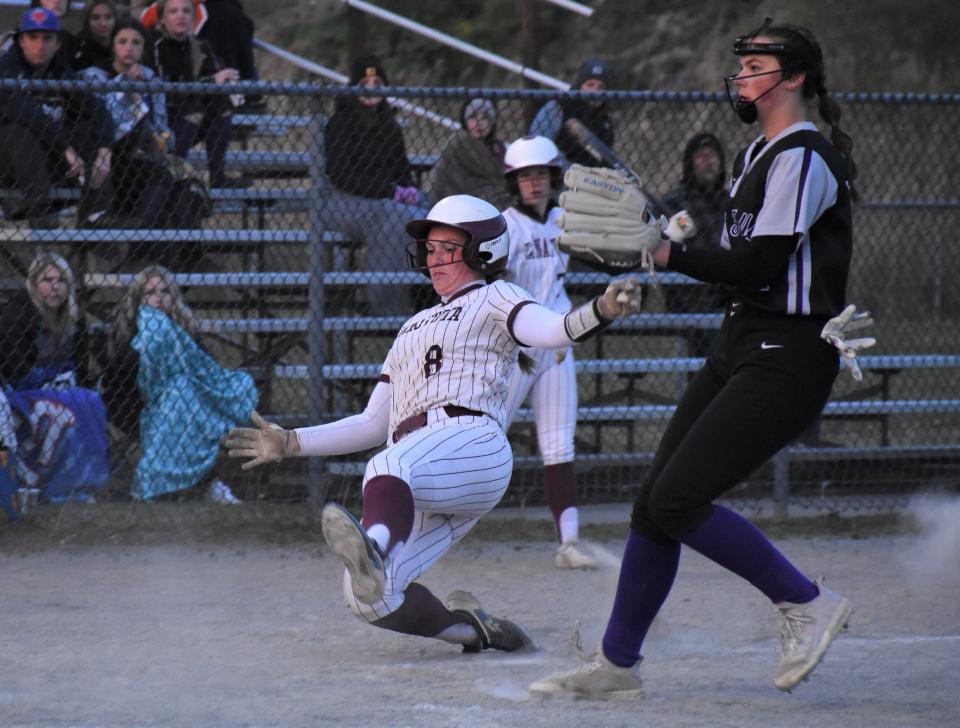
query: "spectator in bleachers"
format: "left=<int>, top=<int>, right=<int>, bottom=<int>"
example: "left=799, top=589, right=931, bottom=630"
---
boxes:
left=0, top=252, right=109, bottom=503
left=0, top=7, right=116, bottom=229
left=71, top=0, right=118, bottom=72
left=427, top=98, right=512, bottom=210
left=82, top=18, right=209, bottom=240
left=27, top=0, right=78, bottom=68
left=530, top=57, right=615, bottom=169
left=100, top=266, right=256, bottom=503
left=323, top=53, right=427, bottom=315
left=152, top=0, right=247, bottom=188
left=135, top=0, right=260, bottom=106
left=198, top=0, right=259, bottom=105
left=656, top=131, right=729, bottom=357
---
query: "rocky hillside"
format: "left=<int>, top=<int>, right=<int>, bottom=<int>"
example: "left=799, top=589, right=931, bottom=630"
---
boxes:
left=247, top=0, right=958, bottom=94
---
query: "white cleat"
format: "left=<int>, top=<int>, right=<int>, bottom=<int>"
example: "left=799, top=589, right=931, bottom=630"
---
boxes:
left=206, top=479, right=241, bottom=504
left=321, top=503, right=385, bottom=604
left=555, top=541, right=598, bottom=570
left=774, top=580, right=851, bottom=691
left=529, top=649, right=644, bottom=700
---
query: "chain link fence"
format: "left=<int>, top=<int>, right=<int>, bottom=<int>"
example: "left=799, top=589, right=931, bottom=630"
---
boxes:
left=2, top=78, right=959, bottom=526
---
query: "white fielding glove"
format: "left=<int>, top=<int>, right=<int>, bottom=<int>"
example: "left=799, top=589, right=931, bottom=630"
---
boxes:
left=225, top=411, right=299, bottom=470
left=600, top=276, right=642, bottom=318
left=820, top=304, right=876, bottom=381
left=557, top=165, right=663, bottom=272
left=661, top=210, right=697, bottom=242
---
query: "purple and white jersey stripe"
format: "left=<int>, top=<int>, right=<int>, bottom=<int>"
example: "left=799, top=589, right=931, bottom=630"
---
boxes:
left=724, top=121, right=851, bottom=317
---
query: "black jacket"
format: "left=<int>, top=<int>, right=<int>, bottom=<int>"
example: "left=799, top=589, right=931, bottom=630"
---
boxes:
left=0, top=44, right=114, bottom=156
left=0, top=288, right=95, bottom=389
left=71, top=29, right=112, bottom=72
left=325, top=97, right=414, bottom=199
left=153, top=32, right=223, bottom=118
left=556, top=99, right=615, bottom=168
left=99, top=340, right=143, bottom=437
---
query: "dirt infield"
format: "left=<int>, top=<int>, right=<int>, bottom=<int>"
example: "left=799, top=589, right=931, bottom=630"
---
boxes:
left=2, top=502, right=958, bottom=727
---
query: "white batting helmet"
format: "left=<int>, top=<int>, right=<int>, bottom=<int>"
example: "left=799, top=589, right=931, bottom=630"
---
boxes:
left=504, top=135, right=564, bottom=196
left=504, top=135, right=563, bottom=174
left=405, top=195, right=510, bottom=278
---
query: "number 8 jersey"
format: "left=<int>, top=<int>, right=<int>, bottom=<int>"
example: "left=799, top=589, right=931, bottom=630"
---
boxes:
left=381, top=279, right=534, bottom=433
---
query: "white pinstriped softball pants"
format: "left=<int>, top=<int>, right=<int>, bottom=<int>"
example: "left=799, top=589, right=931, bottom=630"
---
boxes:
left=502, top=346, right=577, bottom=465
left=341, top=411, right=513, bottom=622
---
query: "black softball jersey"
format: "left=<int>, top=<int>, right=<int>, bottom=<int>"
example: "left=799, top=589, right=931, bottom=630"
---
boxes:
left=668, top=121, right=853, bottom=318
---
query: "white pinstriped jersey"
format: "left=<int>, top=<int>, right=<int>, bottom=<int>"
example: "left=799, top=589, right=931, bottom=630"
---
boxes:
left=381, top=279, right=534, bottom=432
left=502, top=204, right=571, bottom=314
left=501, top=203, right=577, bottom=465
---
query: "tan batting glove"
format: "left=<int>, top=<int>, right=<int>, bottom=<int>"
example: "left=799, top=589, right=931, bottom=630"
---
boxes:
left=661, top=210, right=697, bottom=242
left=224, top=411, right=300, bottom=470
left=557, top=165, right=662, bottom=273
left=820, top=304, right=876, bottom=381
left=598, top=276, right=642, bottom=318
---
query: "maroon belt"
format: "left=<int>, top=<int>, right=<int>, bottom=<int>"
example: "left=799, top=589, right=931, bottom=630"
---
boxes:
left=392, top=405, right=485, bottom=443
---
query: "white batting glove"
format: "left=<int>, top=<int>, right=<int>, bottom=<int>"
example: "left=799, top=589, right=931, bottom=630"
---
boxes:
left=661, top=210, right=697, bottom=242
left=225, top=411, right=299, bottom=470
left=599, top=276, right=642, bottom=318
left=820, top=304, right=876, bottom=381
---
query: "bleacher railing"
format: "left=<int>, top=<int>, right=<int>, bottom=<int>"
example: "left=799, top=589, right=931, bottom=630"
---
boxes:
left=2, top=79, right=959, bottom=520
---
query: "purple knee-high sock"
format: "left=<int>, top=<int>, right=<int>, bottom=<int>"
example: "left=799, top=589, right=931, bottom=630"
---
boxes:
left=681, top=505, right=818, bottom=605
left=601, top=529, right=681, bottom=668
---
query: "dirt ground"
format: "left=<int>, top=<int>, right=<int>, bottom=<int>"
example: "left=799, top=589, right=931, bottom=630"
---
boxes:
left=2, top=503, right=959, bottom=728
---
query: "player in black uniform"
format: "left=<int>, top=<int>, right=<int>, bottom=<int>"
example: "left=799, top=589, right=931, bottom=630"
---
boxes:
left=531, top=19, right=871, bottom=699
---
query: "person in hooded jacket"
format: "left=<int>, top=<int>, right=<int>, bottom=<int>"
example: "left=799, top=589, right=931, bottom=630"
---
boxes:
left=657, top=132, right=730, bottom=356
left=427, top=98, right=512, bottom=210
left=322, top=53, right=427, bottom=316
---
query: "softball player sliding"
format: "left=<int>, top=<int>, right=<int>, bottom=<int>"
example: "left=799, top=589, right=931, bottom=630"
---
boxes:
left=227, top=195, right=639, bottom=653
left=531, top=19, right=874, bottom=698
left=501, top=135, right=596, bottom=570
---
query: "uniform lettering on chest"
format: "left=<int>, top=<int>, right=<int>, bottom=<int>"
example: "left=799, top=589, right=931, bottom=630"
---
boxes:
left=397, top=305, right=464, bottom=337
left=727, top=208, right=755, bottom=240
left=524, top=237, right=557, bottom=259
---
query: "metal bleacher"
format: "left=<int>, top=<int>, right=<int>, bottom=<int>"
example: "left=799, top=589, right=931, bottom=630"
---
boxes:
left=3, top=69, right=960, bottom=514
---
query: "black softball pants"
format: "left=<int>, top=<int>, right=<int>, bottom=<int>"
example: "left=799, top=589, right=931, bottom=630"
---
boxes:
left=631, top=306, right=840, bottom=542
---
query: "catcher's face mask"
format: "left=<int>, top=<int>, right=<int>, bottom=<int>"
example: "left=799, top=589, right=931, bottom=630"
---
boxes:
left=725, top=17, right=789, bottom=124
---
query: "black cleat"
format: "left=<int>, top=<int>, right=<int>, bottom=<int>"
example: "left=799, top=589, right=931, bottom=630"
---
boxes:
left=445, top=590, right=535, bottom=653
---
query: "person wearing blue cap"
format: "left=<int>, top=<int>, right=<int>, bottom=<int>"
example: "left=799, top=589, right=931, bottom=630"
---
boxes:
left=0, top=7, right=117, bottom=228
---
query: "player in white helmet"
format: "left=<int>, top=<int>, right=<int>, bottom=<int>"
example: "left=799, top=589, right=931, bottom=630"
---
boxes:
left=227, top=194, right=640, bottom=654
left=501, top=135, right=597, bottom=570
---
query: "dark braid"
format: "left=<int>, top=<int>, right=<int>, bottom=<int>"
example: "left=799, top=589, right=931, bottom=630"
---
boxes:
left=766, top=23, right=860, bottom=202
left=814, top=79, right=859, bottom=202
